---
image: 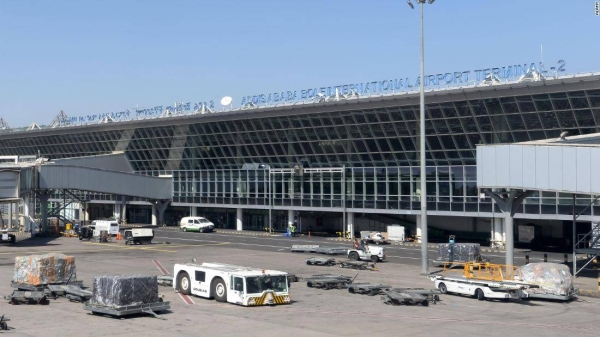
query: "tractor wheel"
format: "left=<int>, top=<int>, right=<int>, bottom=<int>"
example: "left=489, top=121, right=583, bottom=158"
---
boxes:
left=349, top=252, right=360, bottom=261
left=178, top=272, right=192, bottom=295
left=212, top=278, right=227, bottom=302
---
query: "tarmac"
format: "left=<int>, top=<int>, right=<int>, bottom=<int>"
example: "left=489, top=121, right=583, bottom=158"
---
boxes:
left=1, top=232, right=600, bottom=336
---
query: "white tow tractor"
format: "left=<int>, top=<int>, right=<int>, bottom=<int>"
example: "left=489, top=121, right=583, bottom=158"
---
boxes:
left=347, top=246, right=386, bottom=263
left=173, top=261, right=291, bottom=306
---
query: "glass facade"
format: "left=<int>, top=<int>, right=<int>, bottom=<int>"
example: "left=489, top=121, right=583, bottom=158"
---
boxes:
left=1, top=84, right=599, bottom=218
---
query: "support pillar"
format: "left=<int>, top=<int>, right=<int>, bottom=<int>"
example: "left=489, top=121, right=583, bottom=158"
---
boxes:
left=40, top=192, right=49, bottom=233
left=493, top=218, right=504, bottom=248
left=155, top=200, right=169, bottom=225
left=236, top=208, right=243, bottom=231
left=287, top=209, right=295, bottom=228
left=113, top=204, right=121, bottom=222
left=190, top=206, right=197, bottom=217
left=484, top=189, right=533, bottom=266
left=151, top=204, right=158, bottom=226
left=22, top=197, right=30, bottom=232
left=347, top=212, right=354, bottom=239
left=7, top=202, right=12, bottom=229
left=120, top=196, right=127, bottom=224
left=416, top=215, right=422, bottom=243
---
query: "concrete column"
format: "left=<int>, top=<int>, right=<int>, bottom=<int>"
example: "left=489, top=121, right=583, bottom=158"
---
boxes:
left=287, top=209, right=295, bottom=228
left=416, top=215, right=422, bottom=243
left=236, top=208, right=243, bottom=231
left=347, top=212, right=354, bottom=239
left=190, top=206, right=197, bottom=217
left=505, top=213, right=514, bottom=266
left=7, top=202, right=12, bottom=229
left=120, top=196, right=127, bottom=224
left=151, top=204, right=157, bottom=226
left=40, top=193, right=49, bottom=232
left=114, top=204, right=121, bottom=222
left=493, top=218, right=504, bottom=248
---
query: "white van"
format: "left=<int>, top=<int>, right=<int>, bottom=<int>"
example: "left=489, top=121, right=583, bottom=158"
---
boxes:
left=91, top=220, right=120, bottom=236
left=180, top=217, right=214, bottom=233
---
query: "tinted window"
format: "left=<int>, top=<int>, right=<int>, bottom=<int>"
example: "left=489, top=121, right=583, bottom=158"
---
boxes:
left=195, top=271, right=205, bottom=282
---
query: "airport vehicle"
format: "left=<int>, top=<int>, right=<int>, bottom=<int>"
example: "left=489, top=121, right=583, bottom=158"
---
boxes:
left=173, top=261, right=291, bottom=306
left=360, top=231, right=389, bottom=245
left=0, top=230, right=16, bottom=244
left=381, top=288, right=441, bottom=306
left=179, top=217, right=215, bottom=233
left=78, top=226, right=94, bottom=241
left=90, top=220, right=119, bottom=236
left=306, top=257, right=336, bottom=266
left=124, top=228, right=154, bottom=245
left=347, top=246, right=386, bottom=262
left=430, top=262, right=534, bottom=301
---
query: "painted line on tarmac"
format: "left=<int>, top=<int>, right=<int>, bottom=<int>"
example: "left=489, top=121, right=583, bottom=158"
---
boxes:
left=84, top=242, right=177, bottom=253
left=156, top=236, right=287, bottom=249
left=153, top=259, right=195, bottom=305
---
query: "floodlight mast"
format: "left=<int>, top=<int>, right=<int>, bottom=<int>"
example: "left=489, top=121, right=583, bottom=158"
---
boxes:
left=407, top=0, right=435, bottom=275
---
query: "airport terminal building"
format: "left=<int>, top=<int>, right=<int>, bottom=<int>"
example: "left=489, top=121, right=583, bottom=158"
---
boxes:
left=1, top=70, right=599, bottom=248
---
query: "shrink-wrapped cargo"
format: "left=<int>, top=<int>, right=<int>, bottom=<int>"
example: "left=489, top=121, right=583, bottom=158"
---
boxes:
left=90, top=275, right=159, bottom=307
left=520, top=263, right=573, bottom=295
left=13, top=253, right=76, bottom=286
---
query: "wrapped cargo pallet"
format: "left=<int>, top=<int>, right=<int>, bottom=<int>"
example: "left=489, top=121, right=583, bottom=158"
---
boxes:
left=13, top=253, right=76, bottom=286
left=90, top=275, right=159, bottom=307
left=520, top=263, right=574, bottom=296
left=437, top=243, right=482, bottom=263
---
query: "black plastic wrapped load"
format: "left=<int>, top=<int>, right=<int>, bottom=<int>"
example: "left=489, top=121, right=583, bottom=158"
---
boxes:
left=437, top=243, right=482, bottom=262
left=90, top=275, right=159, bottom=307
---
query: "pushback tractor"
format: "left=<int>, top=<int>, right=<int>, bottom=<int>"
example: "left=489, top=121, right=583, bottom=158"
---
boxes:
left=173, top=261, right=291, bottom=306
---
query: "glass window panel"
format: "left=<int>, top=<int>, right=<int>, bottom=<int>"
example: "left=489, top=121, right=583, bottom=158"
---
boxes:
left=427, top=136, right=442, bottom=150
left=470, top=100, right=487, bottom=115
left=512, top=132, right=530, bottom=142
left=427, top=105, right=444, bottom=119
left=446, top=118, right=464, bottom=133
left=500, top=97, right=519, bottom=113
left=433, top=119, right=449, bottom=133
left=574, top=109, right=596, bottom=127
left=516, top=95, right=535, bottom=112
left=454, top=101, right=472, bottom=117
left=568, top=91, right=589, bottom=109
left=587, top=89, right=600, bottom=108
left=533, top=94, right=553, bottom=111
left=556, top=110, right=577, bottom=128
left=506, top=114, right=525, bottom=130
left=539, top=112, right=560, bottom=129
left=551, top=92, right=570, bottom=110
left=461, top=117, right=479, bottom=132
left=439, top=135, right=455, bottom=150
left=453, top=134, right=470, bottom=149
left=402, top=108, right=416, bottom=120
left=476, top=116, right=493, bottom=132
left=522, top=113, right=542, bottom=130
left=484, top=98, right=502, bottom=115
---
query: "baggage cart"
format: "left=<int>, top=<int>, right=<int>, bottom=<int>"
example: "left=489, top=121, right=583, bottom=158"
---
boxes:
left=306, top=257, right=336, bottom=266
left=381, top=288, right=440, bottom=306
left=305, top=274, right=355, bottom=290
left=338, top=260, right=378, bottom=271
left=4, top=290, right=49, bottom=305
left=347, top=283, right=391, bottom=296
left=157, top=275, right=174, bottom=287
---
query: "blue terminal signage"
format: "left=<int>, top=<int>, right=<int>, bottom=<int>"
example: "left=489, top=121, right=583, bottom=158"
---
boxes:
left=240, top=60, right=566, bottom=105
left=71, top=60, right=565, bottom=125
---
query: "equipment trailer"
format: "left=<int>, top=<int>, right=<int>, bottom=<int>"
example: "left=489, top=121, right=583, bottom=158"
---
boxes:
left=305, top=274, right=355, bottom=290
left=306, top=257, right=336, bottom=266
left=430, top=262, right=534, bottom=301
left=339, top=260, right=378, bottom=271
left=347, top=283, right=391, bottom=296
left=381, top=288, right=441, bottom=306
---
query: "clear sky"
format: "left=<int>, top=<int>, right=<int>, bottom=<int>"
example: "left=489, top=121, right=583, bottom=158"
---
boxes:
left=0, top=0, right=598, bottom=127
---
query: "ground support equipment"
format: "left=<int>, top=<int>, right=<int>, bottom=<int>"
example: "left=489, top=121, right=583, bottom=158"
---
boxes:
left=46, top=284, right=93, bottom=302
left=0, top=315, right=9, bottom=331
left=157, top=275, right=174, bottom=287
left=4, top=291, right=49, bottom=305
left=306, top=257, right=336, bottom=266
left=83, top=301, right=171, bottom=319
left=305, top=274, right=354, bottom=290
left=338, top=260, right=378, bottom=271
left=347, top=283, right=391, bottom=296
left=381, top=288, right=441, bottom=306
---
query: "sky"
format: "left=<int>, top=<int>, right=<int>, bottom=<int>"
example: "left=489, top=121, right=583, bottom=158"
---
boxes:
left=0, top=0, right=598, bottom=127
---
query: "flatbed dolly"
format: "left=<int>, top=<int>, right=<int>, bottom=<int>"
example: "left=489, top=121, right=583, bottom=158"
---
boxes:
left=83, top=300, right=171, bottom=319
left=4, top=290, right=49, bottom=305
left=381, top=288, right=441, bottom=306
left=157, top=275, right=174, bottom=287
left=347, top=283, right=391, bottom=296
left=305, top=274, right=355, bottom=290
left=338, top=260, right=378, bottom=271
left=0, top=314, right=9, bottom=331
left=290, top=245, right=347, bottom=255
left=306, top=257, right=336, bottom=266
left=46, top=284, right=93, bottom=302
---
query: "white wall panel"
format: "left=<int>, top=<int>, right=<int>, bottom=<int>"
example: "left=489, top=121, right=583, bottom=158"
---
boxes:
left=577, top=147, right=591, bottom=194
left=547, top=147, right=563, bottom=191
left=509, top=145, right=523, bottom=188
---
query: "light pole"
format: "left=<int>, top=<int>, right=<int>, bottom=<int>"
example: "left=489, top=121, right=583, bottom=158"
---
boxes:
left=408, top=0, right=435, bottom=275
